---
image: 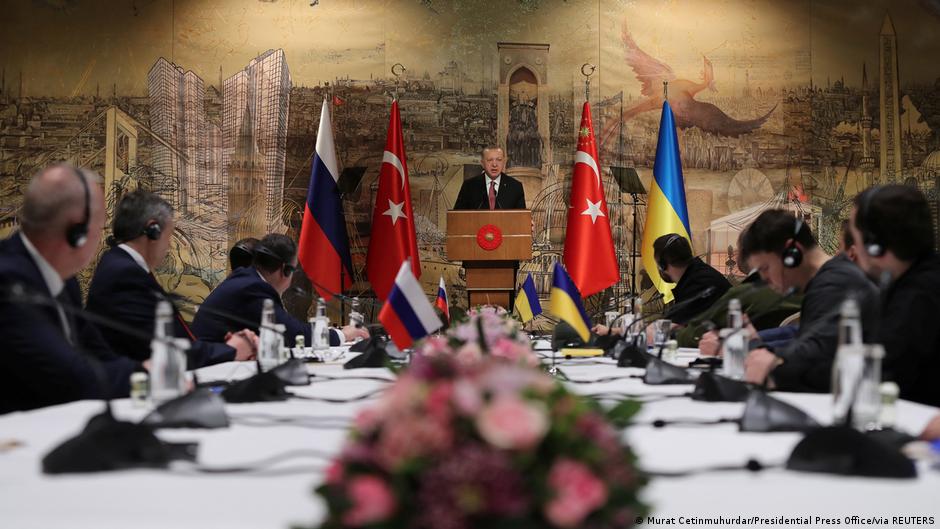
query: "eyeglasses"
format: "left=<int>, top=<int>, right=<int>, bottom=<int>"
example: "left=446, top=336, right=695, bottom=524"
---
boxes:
left=283, top=262, right=297, bottom=277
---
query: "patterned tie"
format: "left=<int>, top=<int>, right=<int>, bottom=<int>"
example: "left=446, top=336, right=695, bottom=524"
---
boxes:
left=488, top=180, right=497, bottom=210
left=54, top=290, right=76, bottom=345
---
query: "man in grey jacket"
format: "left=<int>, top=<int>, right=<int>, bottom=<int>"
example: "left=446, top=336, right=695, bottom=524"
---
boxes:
left=740, top=210, right=877, bottom=391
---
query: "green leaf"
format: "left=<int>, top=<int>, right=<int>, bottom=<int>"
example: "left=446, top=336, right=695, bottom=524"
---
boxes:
left=605, top=399, right=642, bottom=428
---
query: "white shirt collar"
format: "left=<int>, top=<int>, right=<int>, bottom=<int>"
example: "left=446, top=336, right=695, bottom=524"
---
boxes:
left=118, top=243, right=150, bottom=273
left=20, top=233, right=65, bottom=297
left=485, top=173, right=501, bottom=190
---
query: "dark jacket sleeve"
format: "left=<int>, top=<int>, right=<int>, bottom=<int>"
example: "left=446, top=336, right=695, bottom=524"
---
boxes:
left=453, top=179, right=477, bottom=210
left=772, top=271, right=878, bottom=392
left=510, top=179, right=527, bottom=209
left=879, top=289, right=940, bottom=406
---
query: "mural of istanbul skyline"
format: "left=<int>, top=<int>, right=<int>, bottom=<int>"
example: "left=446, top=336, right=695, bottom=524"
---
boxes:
left=2, top=0, right=940, bottom=321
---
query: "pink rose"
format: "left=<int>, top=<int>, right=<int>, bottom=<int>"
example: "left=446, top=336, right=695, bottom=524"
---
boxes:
left=377, top=415, right=452, bottom=469
left=426, top=381, right=453, bottom=422
left=342, top=475, right=396, bottom=526
left=476, top=394, right=548, bottom=450
left=353, top=408, right=383, bottom=434
left=418, top=336, right=450, bottom=357
left=490, top=337, right=539, bottom=366
left=455, top=342, right=483, bottom=366
left=324, top=460, right=345, bottom=485
left=544, top=459, right=608, bottom=528
left=452, top=379, right=482, bottom=415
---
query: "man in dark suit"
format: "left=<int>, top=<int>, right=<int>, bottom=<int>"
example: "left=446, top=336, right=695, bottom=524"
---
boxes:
left=453, top=146, right=526, bottom=210
left=87, top=190, right=256, bottom=368
left=653, top=233, right=732, bottom=325
left=192, top=233, right=367, bottom=347
left=849, top=185, right=940, bottom=407
left=0, top=164, right=140, bottom=413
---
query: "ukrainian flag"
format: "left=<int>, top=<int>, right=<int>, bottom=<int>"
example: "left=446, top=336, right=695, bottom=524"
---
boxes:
left=642, top=101, right=692, bottom=303
left=513, top=273, right=542, bottom=323
left=549, top=262, right=591, bottom=342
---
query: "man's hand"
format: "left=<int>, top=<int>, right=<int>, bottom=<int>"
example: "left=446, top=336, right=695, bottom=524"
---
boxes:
left=698, top=330, right=721, bottom=357
left=341, top=325, right=370, bottom=343
left=744, top=348, right=782, bottom=386
left=225, top=329, right=258, bottom=361
left=920, top=414, right=940, bottom=441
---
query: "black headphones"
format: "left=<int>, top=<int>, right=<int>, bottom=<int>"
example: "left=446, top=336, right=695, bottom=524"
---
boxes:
left=66, top=167, right=91, bottom=248
left=858, top=186, right=885, bottom=257
left=782, top=216, right=804, bottom=268
left=657, top=234, right=682, bottom=274
left=253, top=244, right=296, bottom=277
left=143, top=221, right=162, bottom=241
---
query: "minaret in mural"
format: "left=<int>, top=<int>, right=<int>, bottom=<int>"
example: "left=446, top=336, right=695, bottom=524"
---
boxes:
left=878, top=13, right=903, bottom=184
left=226, top=103, right=266, bottom=245
left=859, top=63, right=875, bottom=188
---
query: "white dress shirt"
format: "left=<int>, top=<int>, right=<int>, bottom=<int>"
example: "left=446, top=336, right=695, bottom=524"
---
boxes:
left=118, top=243, right=150, bottom=273
left=20, top=234, right=71, bottom=343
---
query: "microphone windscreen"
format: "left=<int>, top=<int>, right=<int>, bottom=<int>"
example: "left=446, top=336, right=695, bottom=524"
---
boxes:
left=142, top=388, right=230, bottom=429
left=344, top=337, right=390, bottom=369
left=269, top=358, right=311, bottom=386
left=691, top=371, right=751, bottom=402
left=786, top=426, right=917, bottom=478
left=42, top=411, right=196, bottom=474
left=739, top=390, right=820, bottom=432
left=616, top=340, right=651, bottom=368
left=222, top=371, right=290, bottom=403
left=642, top=356, right=694, bottom=385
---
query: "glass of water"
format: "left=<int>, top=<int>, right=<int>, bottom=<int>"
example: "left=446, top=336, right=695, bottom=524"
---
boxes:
left=852, top=344, right=885, bottom=431
left=653, top=319, right=672, bottom=349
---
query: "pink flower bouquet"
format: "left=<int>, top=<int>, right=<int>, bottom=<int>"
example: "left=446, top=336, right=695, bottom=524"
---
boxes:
left=313, top=349, right=647, bottom=529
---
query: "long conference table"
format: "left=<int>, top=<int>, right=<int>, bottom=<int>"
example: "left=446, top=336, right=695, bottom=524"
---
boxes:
left=2, top=342, right=939, bottom=529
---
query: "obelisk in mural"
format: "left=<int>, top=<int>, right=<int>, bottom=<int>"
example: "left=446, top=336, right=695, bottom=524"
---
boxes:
left=879, top=14, right=903, bottom=184
left=860, top=63, right=875, bottom=188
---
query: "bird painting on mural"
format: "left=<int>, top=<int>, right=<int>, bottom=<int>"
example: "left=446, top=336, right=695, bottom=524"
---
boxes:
left=601, top=22, right=776, bottom=146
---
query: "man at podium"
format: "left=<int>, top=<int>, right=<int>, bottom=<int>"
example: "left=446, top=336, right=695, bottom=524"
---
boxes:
left=454, top=146, right=526, bottom=210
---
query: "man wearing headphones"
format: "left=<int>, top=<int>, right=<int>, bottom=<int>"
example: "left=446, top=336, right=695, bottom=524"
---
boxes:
left=849, top=185, right=940, bottom=407
left=192, top=233, right=368, bottom=347
left=229, top=237, right=259, bottom=272
left=741, top=209, right=877, bottom=391
left=87, top=190, right=257, bottom=368
left=0, top=164, right=140, bottom=412
left=652, top=233, right=731, bottom=325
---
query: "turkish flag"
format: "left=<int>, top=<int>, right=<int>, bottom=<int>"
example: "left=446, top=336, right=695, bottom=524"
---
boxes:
left=366, top=100, right=421, bottom=300
left=562, top=101, right=619, bottom=297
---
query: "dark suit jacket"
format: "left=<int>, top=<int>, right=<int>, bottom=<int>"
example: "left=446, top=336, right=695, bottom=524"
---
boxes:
left=191, top=267, right=340, bottom=348
left=453, top=173, right=527, bottom=210
left=877, top=254, right=940, bottom=406
left=668, top=258, right=732, bottom=325
left=86, top=246, right=235, bottom=368
left=0, top=233, right=139, bottom=414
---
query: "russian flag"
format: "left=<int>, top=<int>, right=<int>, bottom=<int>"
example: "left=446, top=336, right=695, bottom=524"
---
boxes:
left=298, top=100, right=353, bottom=299
left=379, top=261, right=443, bottom=350
left=435, top=276, right=449, bottom=325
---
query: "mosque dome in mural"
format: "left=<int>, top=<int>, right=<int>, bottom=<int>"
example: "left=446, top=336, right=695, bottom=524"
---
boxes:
left=923, top=150, right=940, bottom=176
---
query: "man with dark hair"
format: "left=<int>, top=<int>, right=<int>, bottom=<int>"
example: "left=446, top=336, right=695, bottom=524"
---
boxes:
left=192, top=233, right=368, bottom=347
left=453, top=146, right=526, bottom=210
left=229, top=237, right=259, bottom=272
left=849, top=185, right=940, bottom=406
left=742, top=209, right=877, bottom=391
left=0, top=164, right=139, bottom=413
left=683, top=230, right=801, bottom=350
left=652, top=233, right=731, bottom=325
left=87, top=190, right=256, bottom=368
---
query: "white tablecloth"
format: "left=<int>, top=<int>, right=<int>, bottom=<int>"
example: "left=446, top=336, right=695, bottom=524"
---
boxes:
left=1, top=344, right=938, bottom=529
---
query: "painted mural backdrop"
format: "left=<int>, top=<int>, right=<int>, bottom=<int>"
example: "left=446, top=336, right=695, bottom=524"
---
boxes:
left=1, top=0, right=939, bottom=321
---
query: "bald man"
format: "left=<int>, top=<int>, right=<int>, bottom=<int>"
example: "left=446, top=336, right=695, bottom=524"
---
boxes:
left=0, top=164, right=139, bottom=413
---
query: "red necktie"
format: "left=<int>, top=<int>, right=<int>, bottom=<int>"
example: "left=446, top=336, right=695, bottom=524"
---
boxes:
left=488, top=180, right=496, bottom=210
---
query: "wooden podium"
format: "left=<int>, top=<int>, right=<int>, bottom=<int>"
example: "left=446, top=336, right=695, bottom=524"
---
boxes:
left=446, top=210, right=532, bottom=309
